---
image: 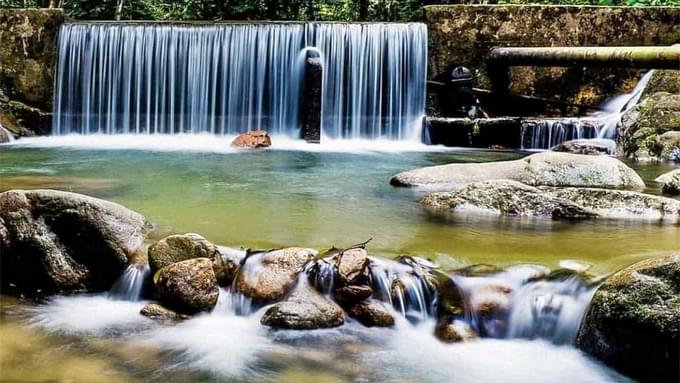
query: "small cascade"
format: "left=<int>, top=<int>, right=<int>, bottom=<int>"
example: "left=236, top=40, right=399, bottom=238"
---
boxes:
left=521, top=70, right=655, bottom=149
left=214, top=288, right=254, bottom=316
left=53, top=22, right=427, bottom=141
left=369, top=257, right=437, bottom=323
left=109, top=263, right=150, bottom=301
left=520, top=118, right=602, bottom=150
left=595, top=70, right=655, bottom=139
left=506, top=277, right=593, bottom=344
left=306, top=258, right=337, bottom=295
left=452, top=264, right=594, bottom=344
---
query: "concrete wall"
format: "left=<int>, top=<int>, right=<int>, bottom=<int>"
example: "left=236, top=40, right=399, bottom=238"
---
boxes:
left=0, top=9, right=64, bottom=135
left=425, top=5, right=680, bottom=110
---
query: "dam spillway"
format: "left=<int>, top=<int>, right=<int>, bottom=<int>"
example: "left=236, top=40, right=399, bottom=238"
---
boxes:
left=52, top=22, right=427, bottom=141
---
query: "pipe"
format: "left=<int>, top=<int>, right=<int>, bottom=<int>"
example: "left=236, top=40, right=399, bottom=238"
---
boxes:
left=488, top=45, right=680, bottom=69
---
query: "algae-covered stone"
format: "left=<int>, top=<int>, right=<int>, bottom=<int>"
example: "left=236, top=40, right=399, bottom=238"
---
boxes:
left=154, top=258, right=219, bottom=314
left=260, top=282, right=345, bottom=330
left=148, top=233, right=239, bottom=286
left=620, top=92, right=680, bottom=160
left=422, top=180, right=596, bottom=219
left=391, top=152, right=644, bottom=190
left=576, top=253, right=680, bottom=383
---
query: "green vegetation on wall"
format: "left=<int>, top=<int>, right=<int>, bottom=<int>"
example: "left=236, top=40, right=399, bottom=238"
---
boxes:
left=0, top=0, right=424, bottom=21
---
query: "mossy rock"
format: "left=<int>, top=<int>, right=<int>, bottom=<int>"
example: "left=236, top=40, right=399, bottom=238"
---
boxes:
left=642, top=70, right=680, bottom=99
left=620, top=92, right=680, bottom=159
left=576, top=253, right=680, bottom=382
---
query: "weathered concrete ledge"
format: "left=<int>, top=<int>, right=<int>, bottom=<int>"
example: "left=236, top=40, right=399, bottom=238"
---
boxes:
left=425, top=5, right=680, bottom=109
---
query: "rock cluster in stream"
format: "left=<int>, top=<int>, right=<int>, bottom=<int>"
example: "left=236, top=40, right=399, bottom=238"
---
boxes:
left=1, top=187, right=679, bottom=382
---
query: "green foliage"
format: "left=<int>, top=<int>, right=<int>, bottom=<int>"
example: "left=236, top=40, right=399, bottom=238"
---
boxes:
left=2, top=0, right=678, bottom=20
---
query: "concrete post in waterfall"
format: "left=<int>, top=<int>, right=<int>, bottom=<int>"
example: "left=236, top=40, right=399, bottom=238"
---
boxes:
left=301, top=50, right=323, bottom=143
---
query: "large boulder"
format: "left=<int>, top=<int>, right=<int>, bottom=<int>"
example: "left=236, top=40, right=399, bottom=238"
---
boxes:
left=576, top=254, right=680, bottom=383
left=260, top=282, right=345, bottom=330
left=148, top=233, right=240, bottom=286
left=551, top=138, right=616, bottom=156
left=656, top=169, right=680, bottom=196
left=231, top=131, right=272, bottom=149
left=641, top=70, right=680, bottom=99
left=422, top=180, right=596, bottom=219
left=235, top=247, right=316, bottom=304
left=0, top=189, right=149, bottom=296
left=620, top=92, right=680, bottom=160
left=154, top=258, right=219, bottom=314
left=422, top=180, right=680, bottom=222
left=391, top=151, right=644, bottom=190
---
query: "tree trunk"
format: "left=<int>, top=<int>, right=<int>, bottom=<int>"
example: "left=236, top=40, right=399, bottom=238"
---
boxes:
left=358, top=0, right=369, bottom=20
left=115, top=0, right=124, bottom=21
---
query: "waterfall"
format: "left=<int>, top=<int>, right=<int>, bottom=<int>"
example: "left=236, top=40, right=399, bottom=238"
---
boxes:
left=109, top=263, right=150, bottom=301
left=521, top=70, right=655, bottom=149
left=53, top=22, right=427, bottom=141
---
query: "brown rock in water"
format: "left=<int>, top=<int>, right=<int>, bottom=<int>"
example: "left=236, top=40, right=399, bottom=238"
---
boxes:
left=235, top=247, right=316, bottom=303
left=334, top=284, right=373, bottom=304
left=260, top=282, right=345, bottom=330
left=347, top=300, right=395, bottom=327
left=148, top=233, right=240, bottom=286
left=657, top=169, right=680, bottom=196
left=0, top=189, right=150, bottom=296
left=154, top=258, right=219, bottom=314
left=231, top=130, right=272, bottom=149
left=551, top=138, right=616, bottom=156
left=336, top=247, right=370, bottom=285
left=140, top=303, right=190, bottom=321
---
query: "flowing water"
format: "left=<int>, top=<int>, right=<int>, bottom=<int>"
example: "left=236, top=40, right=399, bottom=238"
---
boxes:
left=53, top=22, right=427, bottom=140
left=0, top=135, right=677, bottom=382
left=521, top=71, right=655, bottom=149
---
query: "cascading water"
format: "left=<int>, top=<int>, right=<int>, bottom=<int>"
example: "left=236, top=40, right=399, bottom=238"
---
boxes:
left=109, top=263, right=150, bottom=301
left=452, top=264, right=594, bottom=344
left=521, top=70, right=655, bottom=149
left=53, top=22, right=427, bottom=141
left=369, top=257, right=437, bottom=323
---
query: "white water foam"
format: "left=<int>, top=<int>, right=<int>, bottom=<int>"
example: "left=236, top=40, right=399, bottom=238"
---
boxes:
left=365, top=320, right=632, bottom=383
left=4, top=133, right=448, bottom=154
left=27, top=295, right=152, bottom=336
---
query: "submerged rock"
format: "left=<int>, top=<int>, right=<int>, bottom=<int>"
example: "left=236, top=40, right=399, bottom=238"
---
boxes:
left=656, top=169, right=680, bottom=196
left=546, top=187, right=680, bottom=221
left=422, top=180, right=680, bottom=221
left=260, top=282, right=345, bottom=330
left=576, top=253, right=680, bottom=383
left=0, top=189, right=149, bottom=296
left=231, top=130, right=272, bottom=149
left=346, top=300, right=395, bottom=327
left=391, top=151, right=644, bottom=190
left=551, top=138, right=616, bottom=156
left=140, top=303, right=190, bottom=321
left=434, top=319, right=477, bottom=343
left=154, top=258, right=219, bottom=314
left=422, top=180, right=596, bottom=219
left=235, top=247, right=317, bottom=303
left=148, top=233, right=238, bottom=285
